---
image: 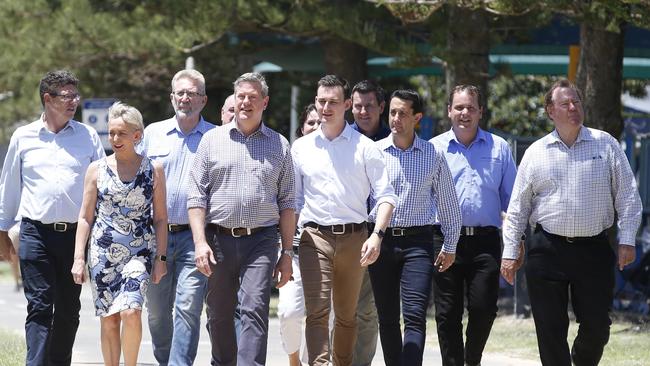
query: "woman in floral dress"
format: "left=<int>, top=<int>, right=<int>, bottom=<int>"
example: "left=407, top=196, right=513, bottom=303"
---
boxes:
left=71, top=101, right=167, bottom=366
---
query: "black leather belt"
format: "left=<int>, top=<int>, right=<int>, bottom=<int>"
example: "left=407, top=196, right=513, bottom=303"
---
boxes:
left=386, top=225, right=433, bottom=237
left=304, top=221, right=366, bottom=235
left=209, top=224, right=264, bottom=237
left=460, top=226, right=498, bottom=236
left=168, top=224, right=190, bottom=233
left=23, top=217, right=77, bottom=233
left=537, top=225, right=607, bottom=244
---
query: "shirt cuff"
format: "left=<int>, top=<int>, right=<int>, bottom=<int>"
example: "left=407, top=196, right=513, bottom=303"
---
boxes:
left=502, top=242, right=519, bottom=260
left=619, top=231, right=637, bottom=247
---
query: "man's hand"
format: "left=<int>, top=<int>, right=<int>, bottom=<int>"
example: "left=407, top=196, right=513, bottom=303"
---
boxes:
left=195, top=241, right=216, bottom=277
left=151, top=260, right=167, bottom=284
left=434, top=251, right=455, bottom=272
left=360, top=234, right=381, bottom=267
left=71, top=259, right=86, bottom=285
left=500, top=259, right=518, bottom=285
left=274, top=253, right=293, bottom=288
left=618, top=244, right=636, bottom=271
left=0, top=231, right=15, bottom=260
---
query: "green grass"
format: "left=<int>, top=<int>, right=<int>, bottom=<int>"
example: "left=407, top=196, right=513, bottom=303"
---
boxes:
left=0, top=328, right=25, bottom=366
left=426, top=314, right=650, bottom=365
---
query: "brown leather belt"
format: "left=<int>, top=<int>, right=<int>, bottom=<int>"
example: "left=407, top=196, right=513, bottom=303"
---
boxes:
left=209, top=224, right=264, bottom=237
left=304, top=221, right=366, bottom=235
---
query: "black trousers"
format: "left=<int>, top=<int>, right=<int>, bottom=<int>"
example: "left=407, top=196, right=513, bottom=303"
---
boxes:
left=526, top=227, right=615, bottom=366
left=18, top=219, right=81, bottom=366
left=432, top=230, right=501, bottom=366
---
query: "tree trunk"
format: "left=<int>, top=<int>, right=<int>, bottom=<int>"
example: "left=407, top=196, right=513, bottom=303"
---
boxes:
left=444, top=6, right=490, bottom=131
left=576, top=22, right=625, bottom=138
left=322, top=36, right=367, bottom=87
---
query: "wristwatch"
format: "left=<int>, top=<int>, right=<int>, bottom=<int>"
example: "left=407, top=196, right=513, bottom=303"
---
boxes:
left=280, top=248, right=294, bottom=258
left=155, top=254, right=167, bottom=262
left=372, top=229, right=385, bottom=239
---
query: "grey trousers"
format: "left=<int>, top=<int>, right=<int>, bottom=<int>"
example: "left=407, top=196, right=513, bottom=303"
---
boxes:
left=205, top=225, right=278, bottom=366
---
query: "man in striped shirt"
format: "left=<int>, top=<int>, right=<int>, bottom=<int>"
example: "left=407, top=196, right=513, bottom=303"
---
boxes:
left=368, top=89, right=461, bottom=365
left=502, top=79, right=642, bottom=366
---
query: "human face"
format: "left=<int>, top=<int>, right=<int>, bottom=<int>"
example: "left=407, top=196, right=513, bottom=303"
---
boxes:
left=547, top=86, right=584, bottom=129
left=45, top=84, right=80, bottom=121
left=352, top=92, right=384, bottom=133
left=448, top=90, right=482, bottom=137
left=389, top=97, right=421, bottom=137
left=234, top=81, right=269, bottom=124
left=170, top=77, right=207, bottom=119
left=108, top=117, right=142, bottom=153
left=315, top=86, right=350, bottom=126
left=220, top=95, right=235, bottom=124
left=301, top=109, right=320, bottom=136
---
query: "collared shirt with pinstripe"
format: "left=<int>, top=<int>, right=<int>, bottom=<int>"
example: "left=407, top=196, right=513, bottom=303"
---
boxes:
left=187, top=122, right=295, bottom=228
left=142, top=116, right=215, bottom=225
left=502, top=126, right=643, bottom=259
left=369, top=136, right=462, bottom=253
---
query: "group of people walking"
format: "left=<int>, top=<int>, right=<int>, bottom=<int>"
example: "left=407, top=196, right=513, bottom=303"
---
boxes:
left=0, top=68, right=641, bottom=366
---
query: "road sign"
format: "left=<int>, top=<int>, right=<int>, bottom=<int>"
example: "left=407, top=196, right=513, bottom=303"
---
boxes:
left=82, top=98, right=115, bottom=151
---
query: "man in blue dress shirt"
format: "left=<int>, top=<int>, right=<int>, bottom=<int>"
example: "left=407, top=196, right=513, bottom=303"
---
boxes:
left=0, top=70, right=105, bottom=366
left=430, top=85, right=517, bottom=366
left=143, top=69, right=215, bottom=366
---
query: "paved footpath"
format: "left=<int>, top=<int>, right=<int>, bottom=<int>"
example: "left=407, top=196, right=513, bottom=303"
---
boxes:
left=0, top=282, right=539, bottom=365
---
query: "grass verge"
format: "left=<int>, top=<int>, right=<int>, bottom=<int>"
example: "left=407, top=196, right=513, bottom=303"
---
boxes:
left=0, top=328, right=25, bottom=366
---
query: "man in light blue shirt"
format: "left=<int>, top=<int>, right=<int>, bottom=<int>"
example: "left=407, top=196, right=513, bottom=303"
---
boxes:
left=430, top=85, right=517, bottom=366
left=142, top=69, right=215, bottom=366
left=0, top=70, right=105, bottom=366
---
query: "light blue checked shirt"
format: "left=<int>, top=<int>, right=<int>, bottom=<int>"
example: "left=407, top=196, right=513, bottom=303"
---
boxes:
left=430, top=128, right=517, bottom=228
left=0, top=117, right=105, bottom=230
left=187, top=122, right=295, bottom=228
left=142, top=116, right=215, bottom=225
left=502, top=126, right=643, bottom=259
left=369, top=136, right=462, bottom=253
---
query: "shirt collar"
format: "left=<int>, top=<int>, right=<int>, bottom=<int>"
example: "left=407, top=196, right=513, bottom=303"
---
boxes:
left=167, top=116, right=211, bottom=135
left=38, top=114, right=75, bottom=133
left=379, top=134, right=425, bottom=152
left=316, top=121, right=353, bottom=142
left=547, top=125, right=591, bottom=146
left=446, top=127, right=487, bottom=146
left=227, top=120, right=271, bottom=137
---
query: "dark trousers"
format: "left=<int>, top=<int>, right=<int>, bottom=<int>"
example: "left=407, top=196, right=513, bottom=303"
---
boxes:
left=368, top=230, right=435, bottom=366
left=18, top=219, right=81, bottom=366
left=432, top=230, right=501, bottom=366
left=526, top=227, right=615, bottom=366
left=205, top=225, right=278, bottom=366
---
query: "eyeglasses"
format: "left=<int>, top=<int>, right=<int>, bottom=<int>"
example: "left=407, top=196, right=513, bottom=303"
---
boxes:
left=50, top=92, right=81, bottom=102
left=173, top=90, right=205, bottom=99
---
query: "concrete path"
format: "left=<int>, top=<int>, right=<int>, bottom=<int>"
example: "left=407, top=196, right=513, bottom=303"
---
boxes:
left=0, top=282, right=539, bottom=365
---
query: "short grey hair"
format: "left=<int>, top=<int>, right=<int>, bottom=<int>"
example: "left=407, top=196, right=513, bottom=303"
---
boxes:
left=108, top=101, right=144, bottom=132
left=171, top=69, right=206, bottom=94
left=233, top=72, right=269, bottom=97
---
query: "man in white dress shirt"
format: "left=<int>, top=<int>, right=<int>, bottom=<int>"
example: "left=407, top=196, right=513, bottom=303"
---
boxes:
left=292, top=74, right=396, bottom=366
left=501, top=79, right=642, bottom=366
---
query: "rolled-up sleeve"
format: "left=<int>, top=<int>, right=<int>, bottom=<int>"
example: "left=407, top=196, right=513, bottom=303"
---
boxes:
left=364, top=144, right=397, bottom=209
left=276, top=142, right=295, bottom=211
left=186, top=132, right=212, bottom=210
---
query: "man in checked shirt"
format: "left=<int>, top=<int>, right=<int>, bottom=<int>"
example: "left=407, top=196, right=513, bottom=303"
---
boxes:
left=501, top=79, right=642, bottom=366
left=368, top=89, right=461, bottom=365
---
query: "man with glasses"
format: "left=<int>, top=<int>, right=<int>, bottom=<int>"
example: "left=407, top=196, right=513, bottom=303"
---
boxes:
left=0, top=70, right=105, bottom=366
left=502, top=80, right=642, bottom=366
left=188, top=72, right=295, bottom=366
left=142, top=69, right=214, bottom=366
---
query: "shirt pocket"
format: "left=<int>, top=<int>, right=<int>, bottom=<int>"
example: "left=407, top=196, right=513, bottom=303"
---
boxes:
left=146, top=145, right=171, bottom=159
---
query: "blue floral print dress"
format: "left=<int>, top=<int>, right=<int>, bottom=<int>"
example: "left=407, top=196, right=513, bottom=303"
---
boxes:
left=88, top=156, right=156, bottom=317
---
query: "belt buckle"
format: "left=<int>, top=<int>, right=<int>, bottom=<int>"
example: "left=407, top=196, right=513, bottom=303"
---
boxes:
left=231, top=227, right=251, bottom=237
left=53, top=222, right=67, bottom=232
left=566, top=237, right=575, bottom=243
left=331, top=224, right=345, bottom=235
left=391, top=228, right=405, bottom=237
left=464, top=227, right=475, bottom=236
left=167, top=224, right=175, bottom=232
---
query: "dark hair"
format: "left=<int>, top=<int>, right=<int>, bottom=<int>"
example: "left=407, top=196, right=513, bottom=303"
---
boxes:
left=317, top=74, right=350, bottom=99
left=390, top=89, right=423, bottom=114
left=448, top=85, right=483, bottom=109
left=544, top=79, right=584, bottom=116
left=296, top=103, right=318, bottom=138
left=39, top=70, right=79, bottom=107
left=352, top=80, right=385, bottom=105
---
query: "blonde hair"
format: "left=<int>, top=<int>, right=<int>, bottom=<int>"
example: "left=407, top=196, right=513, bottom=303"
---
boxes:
left=108, top=101, right=144, bottom=132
